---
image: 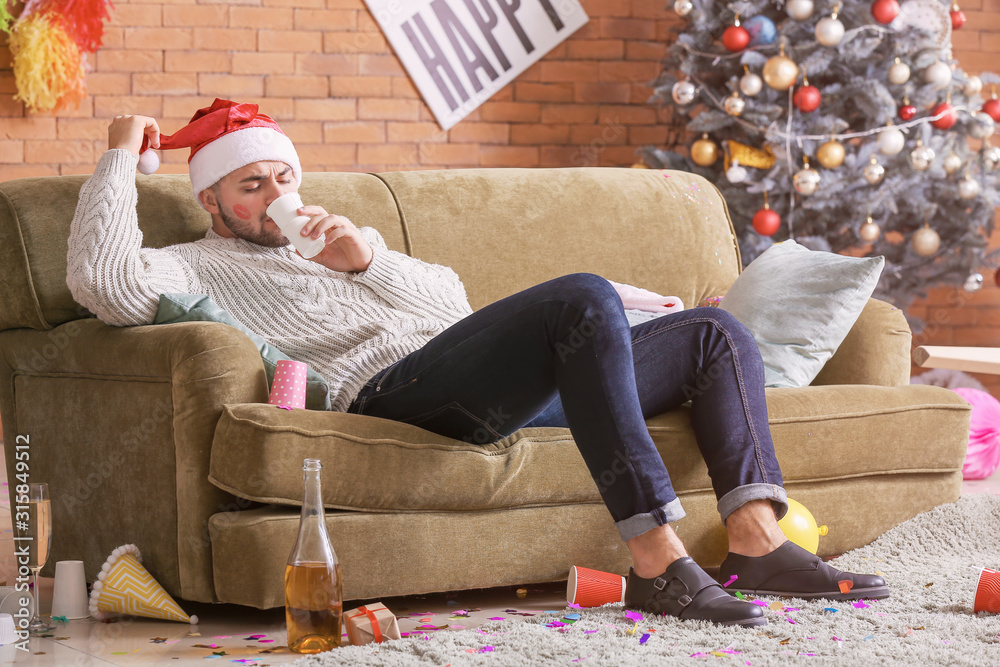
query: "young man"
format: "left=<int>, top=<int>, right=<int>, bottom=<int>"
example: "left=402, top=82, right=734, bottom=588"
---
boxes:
left=67, top=99, right=888, bottom=628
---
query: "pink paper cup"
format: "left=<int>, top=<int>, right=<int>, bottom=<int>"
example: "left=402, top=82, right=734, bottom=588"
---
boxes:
left=974, top=567, right=1000, bottom=613
left=268, top=360, right=308, bottom=409
left=567, top=565, right=626, bottom=608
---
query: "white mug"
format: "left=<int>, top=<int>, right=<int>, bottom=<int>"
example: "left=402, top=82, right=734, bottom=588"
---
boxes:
left=266, top=192, right=327, bottom=259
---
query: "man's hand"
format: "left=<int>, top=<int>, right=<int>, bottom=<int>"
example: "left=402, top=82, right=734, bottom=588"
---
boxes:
left=296, top=206, right=374, bottom=273
left=108, top=115, right=160, bottom=156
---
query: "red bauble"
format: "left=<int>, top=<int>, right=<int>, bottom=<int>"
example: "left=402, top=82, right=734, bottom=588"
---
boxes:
left=931, top=102, right=957, bottom=129
left=871, top=0, right=900, bottom=24
left=722, top=25, right=750, bottom=52
left=951, top=9, right=966, bottom=29
left=898, top=104, right=917, bottom=121
left=752, top=207, right=781, bottom=236
left=983, top=98, right=1000, bottom=122
left=793, top=85, right=822, bottom=113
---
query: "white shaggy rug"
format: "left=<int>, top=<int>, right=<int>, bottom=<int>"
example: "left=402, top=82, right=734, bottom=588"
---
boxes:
left=289, top=495, right=1000, bottom=666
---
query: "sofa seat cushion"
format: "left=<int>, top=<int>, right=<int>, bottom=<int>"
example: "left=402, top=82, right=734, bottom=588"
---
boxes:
left=209, top=384, right=969, bottom=513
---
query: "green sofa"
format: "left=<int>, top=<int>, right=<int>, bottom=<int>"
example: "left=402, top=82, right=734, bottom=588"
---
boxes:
left=0, top=166, right=971, bottom=609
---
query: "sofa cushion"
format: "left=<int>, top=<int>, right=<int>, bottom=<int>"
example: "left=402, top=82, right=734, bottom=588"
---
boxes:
left=209, top=385, right=969, bottom=513
left=721, top=240, right=884, bottom=388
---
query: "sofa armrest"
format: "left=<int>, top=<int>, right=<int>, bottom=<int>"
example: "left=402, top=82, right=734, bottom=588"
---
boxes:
left=0, top=317, right=268, bottom=602
left=811, top=297, right=911, bottom=387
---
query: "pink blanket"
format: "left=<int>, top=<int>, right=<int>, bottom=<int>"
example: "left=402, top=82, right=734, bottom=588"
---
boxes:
left=608, top=280, right=684, bottom=314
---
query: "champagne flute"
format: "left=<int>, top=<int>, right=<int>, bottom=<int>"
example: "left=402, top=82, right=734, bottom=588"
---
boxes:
left=18, top=483, right=54, bottom=634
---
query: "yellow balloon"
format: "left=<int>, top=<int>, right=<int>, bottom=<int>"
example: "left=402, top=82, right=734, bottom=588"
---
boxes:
left=778, top=498, right=827, bottom=554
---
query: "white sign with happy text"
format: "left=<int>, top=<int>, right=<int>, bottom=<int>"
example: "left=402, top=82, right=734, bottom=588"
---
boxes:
left=365, top=0, right=589, bottom=130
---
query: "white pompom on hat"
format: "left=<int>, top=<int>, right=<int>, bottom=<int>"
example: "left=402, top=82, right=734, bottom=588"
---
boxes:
left=137, top=98, right=301, bottom=210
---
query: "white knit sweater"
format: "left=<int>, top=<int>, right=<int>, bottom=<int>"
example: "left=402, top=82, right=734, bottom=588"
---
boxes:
left=67, top=150, right=474, bottom=412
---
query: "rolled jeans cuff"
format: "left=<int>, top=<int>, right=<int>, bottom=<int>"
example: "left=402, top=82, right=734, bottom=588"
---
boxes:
left=717, top=483, right=788, bottom=526
left=614, top=497, right=685, bottom=542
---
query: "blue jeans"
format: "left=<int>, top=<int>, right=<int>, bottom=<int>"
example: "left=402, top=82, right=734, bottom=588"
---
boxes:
left=347, top=273, right=787, bottom=541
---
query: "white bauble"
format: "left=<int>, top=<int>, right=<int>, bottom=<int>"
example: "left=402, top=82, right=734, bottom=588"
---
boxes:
left=815, top=17, right=845, bottom=46
left=786, top=0, right=814, bottom=20
left=672, top=81, right=696, bottom=105
left=726, top=160, right=748, bottom=183
left=984, top=146, right=1000, bottom=172
left=923, top=61, right=953, bottom=89
left=888, top=61, right=910, bottom=85
left=740, top=72, right=763, bottom=96
left=965, top=75, right=984, bottom=97
left=909, top=143, right=936, bottom=171
left=878, top=127, right=905, bottom=156
left=863, top=157, right=886, bottom=184
left=964, top=273, right=984, bottom=292
left=958, top=175, right=981, bottom=199
left=793, top=166, right=821, bottom=195
left=912, top=226, right=941, bottom=256
left=724, top=92, right=745, bottom=116
left=944, top=152, right=963, bottom=175
left=968, top=112, right=996, bottom=139
left=674, top=0, right=694, bottom=17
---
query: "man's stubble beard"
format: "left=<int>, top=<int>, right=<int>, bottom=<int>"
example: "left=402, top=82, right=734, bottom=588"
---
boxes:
left=218, top=202, right=289, bottom=248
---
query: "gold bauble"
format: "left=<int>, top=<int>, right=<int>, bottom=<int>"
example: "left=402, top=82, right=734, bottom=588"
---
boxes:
left=816, top=140, right=845, bottom=168
left=911, top=225, right=941, bottom=257
left=858, top=217, right=881, bottom=242
left=691, top=134, right=720, bottom=167
left=763, top=55, right=799, bottom=91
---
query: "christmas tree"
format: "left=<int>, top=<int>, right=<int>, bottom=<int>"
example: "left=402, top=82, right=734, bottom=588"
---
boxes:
left=641, top=0, right=1000, bottom=312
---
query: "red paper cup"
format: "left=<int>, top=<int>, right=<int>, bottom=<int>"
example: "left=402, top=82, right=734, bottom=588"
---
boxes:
left=567, top=565, right=626, bottom=608
left=268, top=360, right=308, bottom=409
left=974, top=567, right=1000, bottom=613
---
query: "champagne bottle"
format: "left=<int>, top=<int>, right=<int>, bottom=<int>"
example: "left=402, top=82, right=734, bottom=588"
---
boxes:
left=285, top=458, right=343, bottom=653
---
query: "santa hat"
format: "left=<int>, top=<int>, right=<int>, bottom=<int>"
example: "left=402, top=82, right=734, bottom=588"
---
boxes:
left=137, top=98, right=301, bottom=208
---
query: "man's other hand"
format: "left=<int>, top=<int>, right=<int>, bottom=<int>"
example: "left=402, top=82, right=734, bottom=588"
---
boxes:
left=109, top=115, right=161, bottom=156
left=296, top=206, right=374, bottom=273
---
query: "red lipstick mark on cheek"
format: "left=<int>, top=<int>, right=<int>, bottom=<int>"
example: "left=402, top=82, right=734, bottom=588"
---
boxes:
left=232, top=204, right=252, bottom=220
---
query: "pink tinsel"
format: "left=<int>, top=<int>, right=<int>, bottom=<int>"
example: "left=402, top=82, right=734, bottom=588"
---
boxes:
left=953, top=387, right=1000, bottom=480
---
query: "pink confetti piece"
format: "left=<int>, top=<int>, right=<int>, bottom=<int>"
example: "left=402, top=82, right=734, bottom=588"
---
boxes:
left=784, top=607, right=800, bottom=612
left=257, top=640, right=273, bottom=643
left=624, top=610, right=643, bottom=622
left=277, top=406, right=293, bottom=411
left=853, top=600, right=870, bottom=609
left=723, top=575, right=738, bottom=588
left=751, top=600, right=768, bottom=607
left=487, top=616, right=506, bottom=621
left=583, top=630, right=599, bottom=634
left=568, top=602, right=583, bottom=609
left=478, top=646, right=495, bottom=653
left=451, top=625, right=466, bottom=629
left=786, top=618, right=797, bottom=624
left=832, top=637, right=844, bottom=641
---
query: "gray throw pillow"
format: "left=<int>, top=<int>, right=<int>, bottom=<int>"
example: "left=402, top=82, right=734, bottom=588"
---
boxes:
left=720, top=240, right=885, bottom=388
left=154, top=293, right=332, bottom=410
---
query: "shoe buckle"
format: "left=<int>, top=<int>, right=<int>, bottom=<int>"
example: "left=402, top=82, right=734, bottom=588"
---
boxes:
left=653, top=577, right=667, bottom=591
left=677, top=594, right=692, bottom=607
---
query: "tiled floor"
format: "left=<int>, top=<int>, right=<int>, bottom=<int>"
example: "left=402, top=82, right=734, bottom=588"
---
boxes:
left=1, top=439, right=998, bottom=665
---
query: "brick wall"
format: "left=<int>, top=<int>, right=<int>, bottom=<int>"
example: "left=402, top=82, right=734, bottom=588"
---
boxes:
left=0, top=0, right=679, bottom=180
left=2, top=0, right=999, bottom=394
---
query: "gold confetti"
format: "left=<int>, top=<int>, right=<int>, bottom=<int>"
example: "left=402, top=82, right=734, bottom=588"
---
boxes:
left=516, top=588, right=527, bottom=597
left=925, top=582, right=934, bottom=588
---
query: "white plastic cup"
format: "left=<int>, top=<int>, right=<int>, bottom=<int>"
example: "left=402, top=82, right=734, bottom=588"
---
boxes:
left=266, top=192, right=326, bottom=259
left=51, top=560, right=89, bottom=619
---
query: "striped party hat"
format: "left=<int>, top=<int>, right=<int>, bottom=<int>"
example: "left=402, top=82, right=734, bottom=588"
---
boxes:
left=89, top=544, right=198, bottom=624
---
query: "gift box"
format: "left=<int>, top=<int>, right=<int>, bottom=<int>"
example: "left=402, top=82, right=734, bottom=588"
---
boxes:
left=345, top=601, right=400, bottom=645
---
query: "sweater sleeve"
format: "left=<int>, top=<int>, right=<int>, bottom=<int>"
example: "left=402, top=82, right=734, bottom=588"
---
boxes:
left=66, top=149, right=195, bottom=327
left=351, top=226, right=474, bottom=323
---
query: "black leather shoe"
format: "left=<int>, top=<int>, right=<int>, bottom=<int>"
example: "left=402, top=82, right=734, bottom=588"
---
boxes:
left=719, top=540, right=890, bottom=601
left=624, top=557, right=767, bottom=627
